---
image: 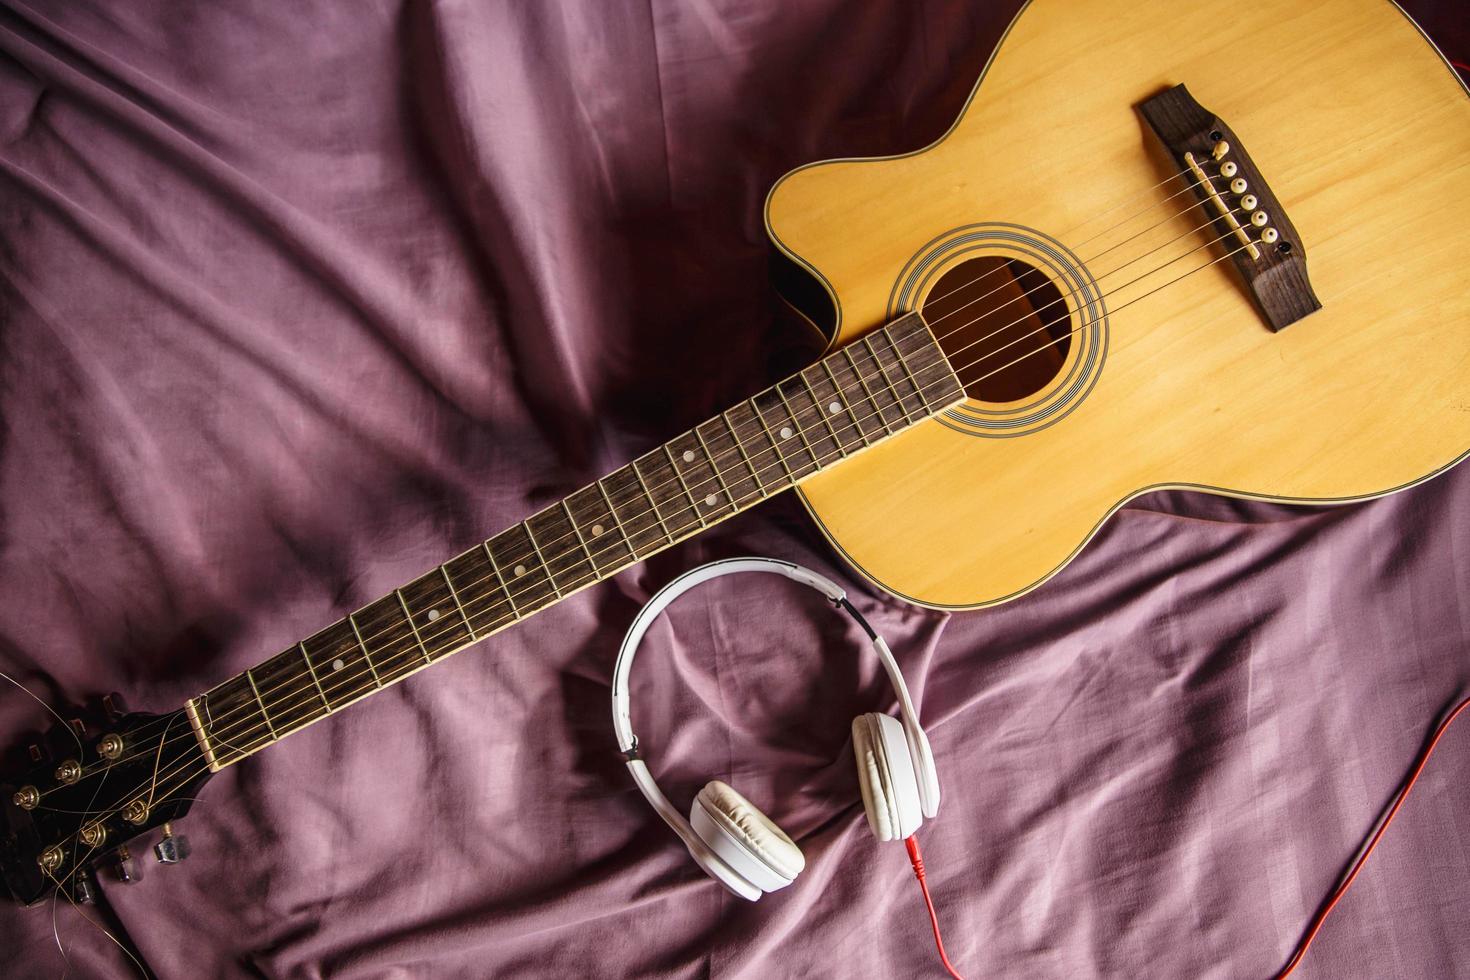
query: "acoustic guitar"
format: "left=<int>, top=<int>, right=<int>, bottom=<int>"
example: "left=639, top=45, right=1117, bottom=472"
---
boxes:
left=3, top=0, right=1468, bottom=909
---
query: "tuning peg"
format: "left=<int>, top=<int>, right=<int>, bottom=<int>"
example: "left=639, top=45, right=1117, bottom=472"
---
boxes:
left=153, top=823, right=190, bottom=865
left=108, top=844, right=141, bottom=884
left=69, top=870, right=98, bottom=905
left=102, top=693, right=128, bottom=723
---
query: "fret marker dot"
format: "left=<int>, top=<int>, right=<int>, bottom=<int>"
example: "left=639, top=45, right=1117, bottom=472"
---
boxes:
left=704, top=493, right=718, bottom=507
left=592, top=523, right=605, bottom=536
left=829, top=401, right=842, bottom=414
left=427, top=609, right=441, bottom=622
left=779, top=426, right=793, bottom=440
left=514, top=564, right=527, bottom=577
left=331, top=658, right=345, bottom=672
left=682, top=450, right=695, bottom=463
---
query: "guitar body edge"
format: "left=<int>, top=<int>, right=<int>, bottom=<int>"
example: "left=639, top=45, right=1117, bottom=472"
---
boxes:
left=767, top=0, right=1470, bottom=608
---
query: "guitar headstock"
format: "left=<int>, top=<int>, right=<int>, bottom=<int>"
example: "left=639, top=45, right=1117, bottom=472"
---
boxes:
left=0, top=694, right=213, bottom=906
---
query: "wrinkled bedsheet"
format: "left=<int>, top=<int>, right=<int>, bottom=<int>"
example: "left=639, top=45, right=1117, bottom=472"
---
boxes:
left=2, top=2, right=1468, bottom=977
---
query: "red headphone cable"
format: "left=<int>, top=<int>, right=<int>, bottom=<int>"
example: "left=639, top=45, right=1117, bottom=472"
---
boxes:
left=900, top=690, right=1468, bottom=980
left=1271, top=690, right=1470, bottom=979
left=905, top=835, right=966, bottom=980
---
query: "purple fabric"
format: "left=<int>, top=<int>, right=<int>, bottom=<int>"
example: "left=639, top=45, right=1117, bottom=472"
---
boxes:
left=2, top=1, right=1468, bottom=976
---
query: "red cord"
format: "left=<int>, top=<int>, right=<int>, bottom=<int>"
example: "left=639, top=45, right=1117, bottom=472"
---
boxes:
left=1271, top=692, right=1470, bottom=979
left=895, top=692, right=1467, bottom=978
left=1452, top=60, right=1470, bottom=73
left=905, top=836, right=966, bottom=980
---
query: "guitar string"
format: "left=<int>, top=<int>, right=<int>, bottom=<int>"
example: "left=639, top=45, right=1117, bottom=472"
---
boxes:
left=50, top=228, right=1265, bottom=840
left=47, top=207, right=1264, bottom=785
left=924, top=190, right=1222, bottom=330
left=207, top=226, right=1265, bottom=760
left=917, top=162, right=1223, bottom=313
left=922, top=200, right=1243, bottom=373
left=76, top=177, right=1252, bottom=763
left=57, top=161, right=1245, bottom=764
left=935, top=217, right=1255, bottom=373
left=52, top=184, right=1243, bottom=774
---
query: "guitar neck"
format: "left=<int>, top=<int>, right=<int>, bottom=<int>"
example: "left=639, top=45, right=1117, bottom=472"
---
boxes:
left=183, top=313, right=965, bottom=771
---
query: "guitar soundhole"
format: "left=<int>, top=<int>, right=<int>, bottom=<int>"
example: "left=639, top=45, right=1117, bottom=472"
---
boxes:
left=922, top=256, right=1072, bottom=403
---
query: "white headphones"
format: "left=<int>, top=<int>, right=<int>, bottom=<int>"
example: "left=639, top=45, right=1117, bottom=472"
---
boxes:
left=611, top=557, right=942, bottom=901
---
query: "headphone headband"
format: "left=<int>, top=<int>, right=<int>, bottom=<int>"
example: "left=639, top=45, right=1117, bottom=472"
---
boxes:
left=610, top=557, right=940, bottom=821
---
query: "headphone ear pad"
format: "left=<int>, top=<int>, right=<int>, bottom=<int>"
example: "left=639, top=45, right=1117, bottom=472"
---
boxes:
left=690, top=781, right=805, bottom=894
left=852, top=713, right=924, bottom=842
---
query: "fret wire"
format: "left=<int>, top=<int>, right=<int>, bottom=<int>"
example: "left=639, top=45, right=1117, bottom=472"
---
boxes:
left=395, top=588, right=434, bottom=664
left=775, top=383, right=822, bottom=464
left=842, top=347, right=895, bottom=436
left=721, top=410, right=768, bottom=498
left=482, top=540, right=521, bottom=617
left=893, top=317, right=958, bottom=396
left=798, top=372, right=848, bottom=457
left=568, top=486, right=631, bottom=574
left=748, top=396, right=796, bottom=482
left=692, top=427, right=735, bottom=507
left=299, top=641, right=332, bottom=712
left=861, top=334, right=914, bottom=426
left=595, top=478, right=638, bottom=556
left=873, top=335, right=915, bottom=426
left=561, top=498, right=603, bottom=578
left=876, top=329, right=923, bottom=417
left=878, top=325, right=935, bottom=414
left=630, top=460, right=676, bottom=543
left=662, top=443, right=709, bottom=527
left=782, top=379, right=840, bottom=467
left=246, top=653, right=316, bottom=736
left=821, top=360, right=871, bottom=447
left=243, top=668, right=279, bottom=740
left=347, top=612, right=384, bottom=686
left=521, top=520, right=563, bottom=598
left=439, top=565, right=478, bottom=640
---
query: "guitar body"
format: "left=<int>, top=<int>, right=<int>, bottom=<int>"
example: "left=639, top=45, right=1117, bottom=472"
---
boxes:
left=767, top=0, right=1470, bottom=608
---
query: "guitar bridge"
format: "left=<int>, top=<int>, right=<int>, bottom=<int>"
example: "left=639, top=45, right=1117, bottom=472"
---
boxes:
left=1139, top=84, right=1320, bottom=332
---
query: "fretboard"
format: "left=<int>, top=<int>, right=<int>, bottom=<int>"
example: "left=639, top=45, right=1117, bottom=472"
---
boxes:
left=184, top=313, right=965, bottom=770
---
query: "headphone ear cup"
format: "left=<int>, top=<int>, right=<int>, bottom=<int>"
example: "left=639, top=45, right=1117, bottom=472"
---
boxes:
left=689, top=781, right=805, bottom=895
left=851, top=713, right=924, bottom=842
